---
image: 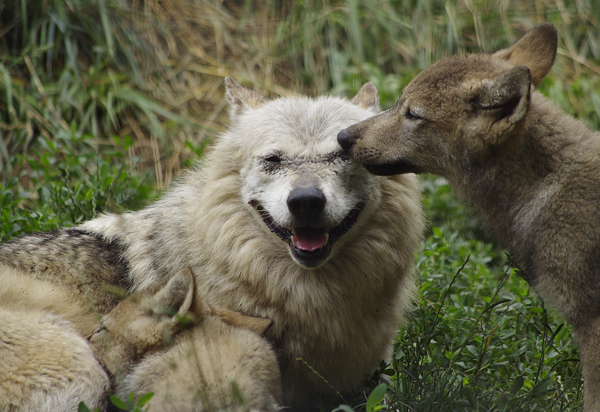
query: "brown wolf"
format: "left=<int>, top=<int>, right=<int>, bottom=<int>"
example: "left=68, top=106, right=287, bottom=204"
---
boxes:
left=90, top=267, right=280, bottom=411
left=0, top=79, right=424, bottom=410
left=338, top=23, right=600, bottom=410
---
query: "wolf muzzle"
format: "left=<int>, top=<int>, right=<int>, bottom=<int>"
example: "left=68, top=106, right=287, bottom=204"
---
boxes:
left=337, top=128, right=358, bottom=151
left=287, top=187, right=326, bottom=219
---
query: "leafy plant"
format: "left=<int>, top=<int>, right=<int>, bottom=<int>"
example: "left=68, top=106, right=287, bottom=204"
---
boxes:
left=0, top=131, right=154, bottom=241
left=78, top=392, right=154, bottom=412
left=110, top=392, right=154, bottom=412
left=360, top=176, right=583, bottom=411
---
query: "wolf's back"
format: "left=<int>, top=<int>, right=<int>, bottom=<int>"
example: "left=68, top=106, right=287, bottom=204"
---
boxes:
left=0, top=228, right=129, bottom=315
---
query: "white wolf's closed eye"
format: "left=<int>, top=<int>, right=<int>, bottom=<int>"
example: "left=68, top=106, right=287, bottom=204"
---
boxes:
left=264, top=154, right=282, bottom=164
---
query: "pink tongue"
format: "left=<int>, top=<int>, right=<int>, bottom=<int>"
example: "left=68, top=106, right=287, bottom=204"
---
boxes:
left=292, top=228, right=327, bottom=252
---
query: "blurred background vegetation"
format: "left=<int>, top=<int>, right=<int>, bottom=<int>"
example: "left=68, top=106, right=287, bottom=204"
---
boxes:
left=1, top=0, right=599, bottom=410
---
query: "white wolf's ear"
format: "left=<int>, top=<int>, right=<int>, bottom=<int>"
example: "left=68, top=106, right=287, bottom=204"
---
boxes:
left=493, top=23, right=557, bottom=87
left=225, top=77, right=268, bottom=120
left=350, top=82, right=379, bottom=111
left=470, top=65, right=531, bottom=145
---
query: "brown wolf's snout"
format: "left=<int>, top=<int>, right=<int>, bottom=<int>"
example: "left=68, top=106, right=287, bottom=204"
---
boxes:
left=337, top=127, right=359, bottom=151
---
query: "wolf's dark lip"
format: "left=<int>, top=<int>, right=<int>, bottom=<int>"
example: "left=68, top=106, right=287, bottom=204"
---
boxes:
left=250, top=201, right=292, bottom=241
left=248, top=200, right=365, bottom=267
left=363, top=160, right=422, bottom=176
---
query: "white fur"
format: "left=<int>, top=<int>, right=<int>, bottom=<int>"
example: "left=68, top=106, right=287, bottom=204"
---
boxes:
left=79, top=81, right=424, bottom=408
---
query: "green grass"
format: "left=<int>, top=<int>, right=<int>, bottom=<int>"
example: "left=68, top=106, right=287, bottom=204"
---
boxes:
left=0, top=132, right=154, bottom=241
left=380, top=177, right=583, bottom=411
left=2, top=0, right=599, bottom=411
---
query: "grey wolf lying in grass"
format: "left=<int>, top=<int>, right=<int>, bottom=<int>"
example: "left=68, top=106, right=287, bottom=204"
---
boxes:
left=0, top=79, right=423, bottom=410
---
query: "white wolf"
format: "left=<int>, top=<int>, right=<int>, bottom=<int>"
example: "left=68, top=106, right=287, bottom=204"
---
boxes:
left=0, top=78, right=423, bottom=410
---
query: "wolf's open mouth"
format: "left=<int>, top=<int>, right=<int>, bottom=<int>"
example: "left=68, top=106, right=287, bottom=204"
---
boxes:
left=249, top=200, right=365, bottom=268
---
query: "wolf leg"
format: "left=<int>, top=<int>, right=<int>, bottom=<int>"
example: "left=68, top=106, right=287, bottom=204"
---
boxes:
left=575, top=318, right=600, bottom=412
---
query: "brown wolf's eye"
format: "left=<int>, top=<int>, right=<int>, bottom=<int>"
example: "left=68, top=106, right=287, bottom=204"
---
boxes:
left=405, top=109, right=422, bottom=121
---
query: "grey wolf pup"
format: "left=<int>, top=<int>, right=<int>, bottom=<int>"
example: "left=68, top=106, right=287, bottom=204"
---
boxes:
left=338, top=23, right=600, bottom=411
left=0, top=79, right=423, bottom=410
left=90, top=267, right=281, bottom=412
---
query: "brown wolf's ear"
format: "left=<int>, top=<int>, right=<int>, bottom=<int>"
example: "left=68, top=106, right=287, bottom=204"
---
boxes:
left=225, top=77, right=268, bottom=120
left=471, top=65, right=531, bottom=145
left=350, top=82, right=379, bottom=111
left=148, top=267, right=195, bottom=321
left=493, top=23, right=557, bottom=87
left=214, top=308, right=273, bottom=336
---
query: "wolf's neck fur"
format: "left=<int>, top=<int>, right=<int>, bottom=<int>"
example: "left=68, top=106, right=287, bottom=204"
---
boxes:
left=451, top=91, right=598, bottom=263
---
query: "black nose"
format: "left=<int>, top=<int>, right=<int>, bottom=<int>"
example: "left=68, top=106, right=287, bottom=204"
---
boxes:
left=287, top=187, right=326, bottom=219
left=337, top=128, right=357, bottom=151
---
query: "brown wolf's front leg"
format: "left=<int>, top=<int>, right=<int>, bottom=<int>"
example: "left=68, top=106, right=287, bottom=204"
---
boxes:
left=575, top=319, right=600, bottom=412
